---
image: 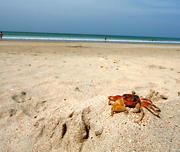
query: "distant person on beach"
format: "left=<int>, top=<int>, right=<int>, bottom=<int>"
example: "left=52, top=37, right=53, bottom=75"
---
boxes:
left=0, top=32, right=3, bottom=41
left=105, top=37, right=107, bottom=42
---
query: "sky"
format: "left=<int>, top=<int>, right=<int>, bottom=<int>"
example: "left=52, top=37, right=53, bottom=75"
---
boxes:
left=1, top=0, right=180, bottom=38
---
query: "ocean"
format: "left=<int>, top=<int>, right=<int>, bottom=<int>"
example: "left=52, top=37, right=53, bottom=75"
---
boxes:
left=2, top=31, right=180, bottom=44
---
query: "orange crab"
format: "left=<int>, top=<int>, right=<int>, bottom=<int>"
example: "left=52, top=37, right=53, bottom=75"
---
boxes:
left=108, top=94, right=160, bottom=122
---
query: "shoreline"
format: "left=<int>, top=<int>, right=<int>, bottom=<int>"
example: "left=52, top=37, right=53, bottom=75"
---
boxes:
left=1, top=40, right=180, bottom=47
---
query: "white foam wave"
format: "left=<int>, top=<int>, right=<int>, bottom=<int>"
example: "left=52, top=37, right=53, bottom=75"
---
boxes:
left=3, top=36, right=180, bottom=44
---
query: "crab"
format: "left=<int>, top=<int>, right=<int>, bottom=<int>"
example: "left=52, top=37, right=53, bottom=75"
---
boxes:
left=108, top=94, right=160, bottom=122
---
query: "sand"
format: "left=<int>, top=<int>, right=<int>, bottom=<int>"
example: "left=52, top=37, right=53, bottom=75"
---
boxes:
left=0, top=41, right=180, bottom=151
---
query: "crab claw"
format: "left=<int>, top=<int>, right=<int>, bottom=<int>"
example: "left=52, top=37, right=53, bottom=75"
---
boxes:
left=111, top=104, right=126, bottom=116
left=108, top=95, right=122, bottom=105
left=141, top=99, right=160, bottom=116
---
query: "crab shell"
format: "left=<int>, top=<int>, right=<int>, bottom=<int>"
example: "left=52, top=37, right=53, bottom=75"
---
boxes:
left=108, top=94, right=141, bottom=107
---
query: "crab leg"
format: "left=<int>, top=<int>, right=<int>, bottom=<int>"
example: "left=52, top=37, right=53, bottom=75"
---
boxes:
left=130, top=103, right=141, bottom=113
left=108, top=100, right=113, bottom=105
left=128, top=103, right=144, bottom=123
left=134, top=108, right=144, bottom=123
left=141, top=99, right=160, bottom=110
left=141, top=99, right=160, bottom=116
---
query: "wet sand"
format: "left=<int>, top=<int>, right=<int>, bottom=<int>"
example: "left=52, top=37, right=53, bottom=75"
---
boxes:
left=0, top=41, right=180, bottom=151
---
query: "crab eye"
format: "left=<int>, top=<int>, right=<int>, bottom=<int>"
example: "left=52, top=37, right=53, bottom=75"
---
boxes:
left=133, top=95, right=139, bottom=102
left=123, top=94, right=127, bottom=98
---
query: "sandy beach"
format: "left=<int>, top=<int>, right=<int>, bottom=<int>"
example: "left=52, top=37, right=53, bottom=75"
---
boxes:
left=0, top=41, right=180, bottom=151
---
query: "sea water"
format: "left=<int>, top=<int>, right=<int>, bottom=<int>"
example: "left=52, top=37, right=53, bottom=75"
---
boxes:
left=2, top=31, right=180, bottom=44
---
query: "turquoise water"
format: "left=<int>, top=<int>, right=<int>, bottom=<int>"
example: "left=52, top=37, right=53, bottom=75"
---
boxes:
left=2, top=31, right=180, bottom=44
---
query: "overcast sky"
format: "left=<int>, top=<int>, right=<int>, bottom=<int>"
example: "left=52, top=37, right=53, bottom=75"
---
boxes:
left=1, top=0, right=180, bottom=38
